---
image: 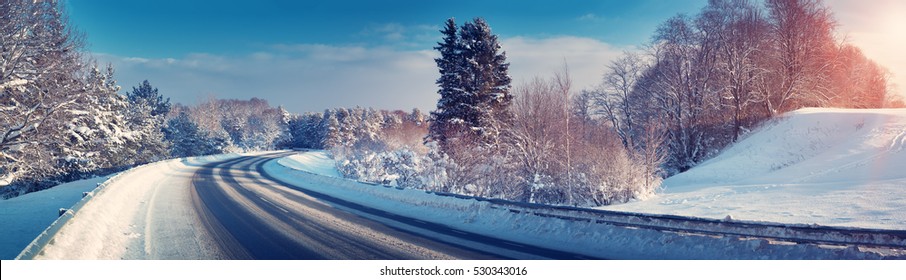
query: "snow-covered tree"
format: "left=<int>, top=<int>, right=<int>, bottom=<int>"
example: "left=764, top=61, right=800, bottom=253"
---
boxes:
left=829, top=44, right=888, bottom=109
left=638, top=14, right=724, bottom=173
left=507, top=72, right=661, bottom=206
left=1, top=0, right=88, bottom=195
left=164, top=112, right=223, bottom=158
left=427, top=18, right=463, bottom=151
left=60, top=64, right=136, bottom=174
left=508, top=77, right=570, bottom=202
left=458, top=18, right=513, bottom=148
left=122, top=80, right=170, bottom=165
left=287, top=112, right=324, bottom=149
left=165, top=97, right=290, bottom=153
left=759, top=0, right=837, bottom=114
left=126, top=80, right=170, bottom=118
left=427, top=18, right=512, bottom=152
left=700, top=0, right=770, bottom=141
left=271, top=106, right=293, bottom=148
left=594, top=51, right=647, bottom=150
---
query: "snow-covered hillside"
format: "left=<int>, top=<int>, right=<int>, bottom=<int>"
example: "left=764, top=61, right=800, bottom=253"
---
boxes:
left=608, top=108, right=906, bottom=230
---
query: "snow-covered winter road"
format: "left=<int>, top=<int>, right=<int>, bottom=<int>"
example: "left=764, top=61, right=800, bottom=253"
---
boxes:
left=31, top=155, right=237, bottom=259
left=25, top=148, right=904, bottom=260
left=191, top=152, right=592, bottom=259
left=33, top=152, right=591, bottom=259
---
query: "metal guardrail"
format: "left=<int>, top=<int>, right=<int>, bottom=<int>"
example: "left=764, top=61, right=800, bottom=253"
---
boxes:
left=476, top=199, right=906, bottom=249
left=14, top=171, right=143, bottom=260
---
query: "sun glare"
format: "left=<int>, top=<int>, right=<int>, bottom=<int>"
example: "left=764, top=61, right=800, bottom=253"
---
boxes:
left=857, top=1, right=906, bottom=97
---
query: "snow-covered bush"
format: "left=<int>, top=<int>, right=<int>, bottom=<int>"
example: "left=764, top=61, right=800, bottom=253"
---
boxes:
left=333, top=142, right=453, bottom=189
left=326, top=98, right=662, bottom=207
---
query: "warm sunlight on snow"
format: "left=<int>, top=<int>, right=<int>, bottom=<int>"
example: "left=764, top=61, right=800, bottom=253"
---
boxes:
left=608, top=108, right=906, bottom=230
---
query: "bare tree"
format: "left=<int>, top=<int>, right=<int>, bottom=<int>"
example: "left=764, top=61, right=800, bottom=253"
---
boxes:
left=759, top=0, right=837, bottom=114
left=595, top=51, right=647, bottom=149
left=829, top=44, right=888, bottom=108
left=641, top=14, right=722, bottom=172
left=554, top=62, right=573, bottom=205
left=505, top=65, right=661, bottom=206
left=509, top=76, right=567, bottom=202
left=699, top=0, right=771, bottom=141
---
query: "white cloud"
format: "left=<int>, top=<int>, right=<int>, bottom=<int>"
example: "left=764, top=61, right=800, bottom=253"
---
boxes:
left=503, top=36, right=627, bottom=91
left=372, top=23, right=405, bottom=41
left=360, top=23, right=440, bottom=47
left=577, top=13, right=600, bottom=21
left=96, top=46, right=438, bottom=113
left=97, top=37, right=629, bottom=114
left=122, top=57, right=149, bottom=63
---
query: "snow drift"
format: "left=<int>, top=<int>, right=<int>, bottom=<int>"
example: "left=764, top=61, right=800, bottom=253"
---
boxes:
left=609, top=108, right=906, bottom=230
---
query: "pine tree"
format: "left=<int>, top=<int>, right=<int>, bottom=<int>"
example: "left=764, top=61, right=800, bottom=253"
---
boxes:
left=459, top=18, right=512, bottom=147
left=123, top=80, right=170, bottom=164
left=127, top=80, right=171, bottom=117
left=164, top=112, right=219, bottom=158
left=62, top=64, right=134, bottom=173
left=427, top=18, right=463, bottom=150
left=319, top=109, right=342, bottom=148
left=427, top=18, right=512, bottom=152
left=288, top=112, right=324, bottom=149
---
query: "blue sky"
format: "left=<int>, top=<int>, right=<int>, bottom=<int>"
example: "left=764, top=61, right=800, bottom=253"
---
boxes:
left=66, top=0, right=904, bottom=113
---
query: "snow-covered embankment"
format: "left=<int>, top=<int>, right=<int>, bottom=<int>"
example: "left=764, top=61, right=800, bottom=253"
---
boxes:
left=267, top=150, right=900, bottom=259
left=607, top=108, right=906, bottom=230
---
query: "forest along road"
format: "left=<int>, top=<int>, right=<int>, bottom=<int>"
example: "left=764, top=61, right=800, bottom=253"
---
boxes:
left=191, top=152, right=594, bottom=260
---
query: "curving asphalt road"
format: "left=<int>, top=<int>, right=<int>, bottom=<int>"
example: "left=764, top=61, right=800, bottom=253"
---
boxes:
left=190, top=152, right=596, bottom=260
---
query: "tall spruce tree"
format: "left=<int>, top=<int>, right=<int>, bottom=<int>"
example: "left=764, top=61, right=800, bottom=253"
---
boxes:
left=427, top=18, right=462, bottom=151
left=459, top=18, right=512, bottom=147
left=427, top=17, right=512, bottom=152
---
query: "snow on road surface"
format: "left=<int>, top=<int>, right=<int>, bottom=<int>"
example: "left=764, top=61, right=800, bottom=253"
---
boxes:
left=0, top=176, right=111, bottom=259
left=269, top=150, right=902, bottom=259
left=607, top=108, right=906, bottom=230
left=32, top=154, right=242, bottom=259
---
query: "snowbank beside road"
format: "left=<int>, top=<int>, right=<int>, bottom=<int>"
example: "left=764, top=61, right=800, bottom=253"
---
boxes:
left=608, top=108, right=906, bottom=230
left=277, top=152, right=342, bottom=178
left=29, top=154, right=241, bottom=259
left=269, top=151, right=899, bottom=259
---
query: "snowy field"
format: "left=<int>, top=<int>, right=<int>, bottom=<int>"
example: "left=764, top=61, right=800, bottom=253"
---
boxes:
left=607, top=108, right=906, bottom=230
left=0, top=176, right=112, bottom=259
left=267, top=150, right=901, bottom=259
